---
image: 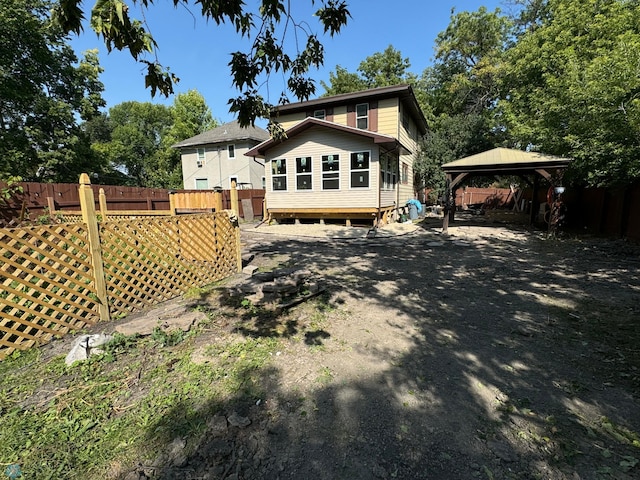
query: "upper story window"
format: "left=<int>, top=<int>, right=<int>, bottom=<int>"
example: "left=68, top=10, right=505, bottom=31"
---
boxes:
left=321, top=154, right=340, bottom=190
left=313, top=109, right=326, bottom=120
left=356, top=103, right=368, bottom=129
left=271, top=159, right=287, bottom=191
left=197, top=148, right=205, bottom=167
left=296, top=157, right=312, bottom=190
left=228, top=144, right=235, bottom=159
left=350, top=151, right=370, bottom=188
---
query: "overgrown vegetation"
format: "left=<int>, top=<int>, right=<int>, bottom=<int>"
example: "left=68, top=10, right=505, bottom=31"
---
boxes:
left=0, top=286, right=338, bottom=479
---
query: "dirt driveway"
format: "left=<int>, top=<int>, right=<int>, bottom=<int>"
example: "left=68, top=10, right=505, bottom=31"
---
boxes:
left=183, top=214, right=640, bottom=480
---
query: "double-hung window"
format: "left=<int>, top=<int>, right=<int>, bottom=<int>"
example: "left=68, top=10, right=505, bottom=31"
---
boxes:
left=322, top=154, right=340, bottom=190
left=272, top=159, right=287, bottom=191
left=401, top=162, right=409, bottom=184
left=356, top=103, right=368, bottom=129
left=296, top=157, right=312, bottom=190
left=350, top=151, right=370, bottom=188
left=228, top=144, right=235, bottom=159
left=197, top=148, right=205, bottom=167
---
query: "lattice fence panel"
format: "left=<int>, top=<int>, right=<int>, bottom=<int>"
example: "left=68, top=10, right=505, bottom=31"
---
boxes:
left=100, top=213, right=238, bottom=316
left=0, top=224, right=99, bottom=358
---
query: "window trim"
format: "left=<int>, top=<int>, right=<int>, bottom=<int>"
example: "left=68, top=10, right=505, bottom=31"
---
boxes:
left=313, top=109, right=326, bottom=120
left=350, top=151, right=370, bottom=189
left=356, top=103, right=369, bottom=130
left=295, top=156, right=313, bottom=191
left=321, top=153, right=340, bottom=190
left=271, top=158, right=287, bottom=191
left=401, top=162, right=409, bottom=185
left=228, top=144, right=236, bottom=159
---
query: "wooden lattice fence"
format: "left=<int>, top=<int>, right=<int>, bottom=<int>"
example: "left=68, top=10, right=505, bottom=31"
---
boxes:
left=0, top=174, right=241, bottom=359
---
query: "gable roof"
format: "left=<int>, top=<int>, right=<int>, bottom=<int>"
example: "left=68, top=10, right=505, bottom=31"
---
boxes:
left=172, top=120, right=270, bottom=149
left=245, top=117, right=411, bottom=158
left=441, top=148, right=572, bottom=174
left=271, top=84, right=428, bottom=136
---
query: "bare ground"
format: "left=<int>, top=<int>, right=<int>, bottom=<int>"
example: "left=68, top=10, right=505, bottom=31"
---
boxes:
left=156, top=213, right=640, bottom=480
left=43, top=213, right=640, bottom=479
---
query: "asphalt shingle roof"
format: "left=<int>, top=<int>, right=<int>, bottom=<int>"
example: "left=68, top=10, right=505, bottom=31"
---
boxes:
left=172, top=120, right=270, bottom=148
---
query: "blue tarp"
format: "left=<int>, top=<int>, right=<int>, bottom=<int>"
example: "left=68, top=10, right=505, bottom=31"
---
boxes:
left=406, top=199, right=423, bottom=214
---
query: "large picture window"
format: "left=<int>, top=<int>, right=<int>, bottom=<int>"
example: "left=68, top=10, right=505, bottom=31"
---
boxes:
left=272, top=159, right=287, bottom=191
left=350, top=151, right=370, bottom=188
left=356, top=103, right=368, bottom=129
left=296, top=157, right=312, bottom=190
left=322, top=154, right=340, bottom=190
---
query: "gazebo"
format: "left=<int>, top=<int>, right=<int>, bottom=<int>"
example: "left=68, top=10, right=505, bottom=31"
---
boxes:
left=440, top=148, right=572, bottom=233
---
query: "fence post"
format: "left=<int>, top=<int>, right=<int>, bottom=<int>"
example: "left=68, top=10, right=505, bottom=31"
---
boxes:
left=169, top=191, right=176, bottom=215
left=214, top=191, right=223, bottom=212
left=230, top=180, right=239, bottom=216
left=78, top=174, right=110, bottom=322
left=99, top=188, right=107, bottom=220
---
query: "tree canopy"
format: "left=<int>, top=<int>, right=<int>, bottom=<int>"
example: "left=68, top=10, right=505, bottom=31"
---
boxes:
left=500, top=0, right=640, bottom=186
left=52, top=0, right=351, bottom=128
left=0, top=0, right=105, bottom=182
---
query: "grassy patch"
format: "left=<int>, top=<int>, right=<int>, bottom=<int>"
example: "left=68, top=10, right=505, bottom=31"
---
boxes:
left=0, top=322, right=281, bottom=479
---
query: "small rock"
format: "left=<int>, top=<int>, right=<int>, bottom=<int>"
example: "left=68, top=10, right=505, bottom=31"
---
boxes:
left=243, top=265, right=259, bottom=276
left=228, top=411, right=251, bottom=428
left=208, top=415, right=228, bottom=436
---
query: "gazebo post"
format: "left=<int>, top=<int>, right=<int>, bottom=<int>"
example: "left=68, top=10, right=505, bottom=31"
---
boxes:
left=443, top=176, right=451, bottom=234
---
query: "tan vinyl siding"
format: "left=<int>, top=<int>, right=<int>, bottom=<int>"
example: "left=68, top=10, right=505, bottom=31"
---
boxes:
left=377, top=98, right=399, bottom=137
left=275, top=112, right=307, bottom=130
left=380, top=189, right=396, bottom=206
left=265, top=128, right=382, bottom=209
left=330, top=106, right=348, bottom=126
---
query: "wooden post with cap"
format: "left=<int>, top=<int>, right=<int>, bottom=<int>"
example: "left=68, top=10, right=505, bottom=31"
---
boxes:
left=78, top=173, right=110, bottom=322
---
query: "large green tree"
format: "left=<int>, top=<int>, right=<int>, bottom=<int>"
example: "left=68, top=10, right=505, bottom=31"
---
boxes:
left=52, top=0, right=350, bottom=129
left=425, top=6, right=511, bottom=117
left=99, top=102, right=173, bottom=186
left=94, top=91, right=216, bottom=188
left=0, top=0, right=105, bottom=182
left=321, top=45, right=413, bottom=95
left=501, top=0, right=640, bottom=186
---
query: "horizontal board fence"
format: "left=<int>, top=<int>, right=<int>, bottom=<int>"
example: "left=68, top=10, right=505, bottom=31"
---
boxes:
left=0, top=174, right=242, bottom=359
left=0, top=181, right=265, bottom=226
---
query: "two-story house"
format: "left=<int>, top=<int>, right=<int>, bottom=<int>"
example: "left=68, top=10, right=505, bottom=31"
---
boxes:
left=174, top=120, right=270, bottom=190
left=245, top=84, right=428, bottom=225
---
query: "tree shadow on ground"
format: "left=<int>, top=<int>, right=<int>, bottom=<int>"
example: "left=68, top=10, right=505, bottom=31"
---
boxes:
left=139, top=224, right=640, bottom=479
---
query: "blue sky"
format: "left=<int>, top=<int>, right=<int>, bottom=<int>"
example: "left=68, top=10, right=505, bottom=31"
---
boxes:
left=70, top=1, right=508, bottom=125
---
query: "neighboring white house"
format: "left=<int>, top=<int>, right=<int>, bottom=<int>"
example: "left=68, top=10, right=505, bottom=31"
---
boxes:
left=173, top=120, right=270, bottom=190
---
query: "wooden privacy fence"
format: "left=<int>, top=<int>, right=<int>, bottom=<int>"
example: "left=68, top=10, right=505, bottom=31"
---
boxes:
left=0, top=174, right=242, bottom=359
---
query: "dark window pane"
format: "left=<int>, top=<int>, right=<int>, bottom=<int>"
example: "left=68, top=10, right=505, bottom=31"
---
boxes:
left=351, top=152, right=370, bottom=170
left=351, top=171, right=369, bottom=188
left=272, top=177, right=287, bottom=191
left=297, top=175, right=312, bottom=190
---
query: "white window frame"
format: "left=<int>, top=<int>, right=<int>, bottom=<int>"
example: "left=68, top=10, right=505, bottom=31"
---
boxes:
left=321, top=154, right=340, bottom=190
left=295, top=156, right=313, bottom=191
left=271, top=158, right=287, bottom=191
left=356, top=103, right=368, bottom=130
left=229, top=176, right=238, bottom=189
left=228, top=144, right=235, bottom=159
left=350, top=151, right=370, bottom=189
left=197, top=148, right=205, bottom=167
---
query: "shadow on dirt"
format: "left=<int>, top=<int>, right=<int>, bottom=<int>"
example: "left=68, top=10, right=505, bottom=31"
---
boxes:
left=140, top=219, right=640, bottom=480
